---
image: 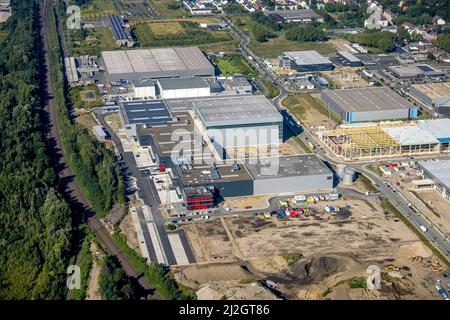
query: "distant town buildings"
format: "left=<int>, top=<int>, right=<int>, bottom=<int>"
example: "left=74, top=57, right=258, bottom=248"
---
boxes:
left=183, top=0, right=213, bottom=14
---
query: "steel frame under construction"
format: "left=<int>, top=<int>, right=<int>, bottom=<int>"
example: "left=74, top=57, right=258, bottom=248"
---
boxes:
left=319, top=122, right=445, bottom=160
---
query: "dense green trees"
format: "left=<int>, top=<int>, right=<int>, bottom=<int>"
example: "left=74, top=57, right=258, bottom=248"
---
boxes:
left=252, top=23, right=272, bottom=42
left=99, top=256, right=140, bottom=300
left=250, top=11, right=281, bottom=31
left=437, top=34, right=450, bottom=53
left=0, top=1, right=73, bottom=299
left=48, top=5, right=125, bottom=216
left=348, top=31, right=396, bottom=52
left=285, top=25, right=327, bottom=42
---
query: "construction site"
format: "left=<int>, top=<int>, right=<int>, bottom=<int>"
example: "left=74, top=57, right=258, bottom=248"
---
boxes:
left=174, top=195, right=446, bottom=300
left=317, top=119, right=450, bottom=160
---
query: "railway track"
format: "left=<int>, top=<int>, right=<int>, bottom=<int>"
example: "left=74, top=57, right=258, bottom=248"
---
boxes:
left=38, top=0, right=161, bottom=299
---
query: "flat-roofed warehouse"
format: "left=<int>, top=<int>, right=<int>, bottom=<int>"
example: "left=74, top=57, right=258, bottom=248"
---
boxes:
left=279, top=50, right=334, bottom=72
left=419, top=159, right=450, bottom=202
left=101, top=47, right=215, bottom=81
left=320, top=87, right=418, bottom=122
left=157, top=77, right=210, bottom=99
left=192, top=96, right=283, bottom=150
left=388, top=64, right=446, bottom=79
left=335, top=51, right=363, bottom=67
left=119, top=100, right=173, bottom=129
left=246, top=154, right=333, bottom=195
left=268, top=9, right=323, bottom=23
left=409, top=82, right=450, bottom=108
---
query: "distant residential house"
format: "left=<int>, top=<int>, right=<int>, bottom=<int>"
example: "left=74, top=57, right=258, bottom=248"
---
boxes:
left=364, top=10, right=389, bottom=29
left=383, top=9, right=396, bottom=22
left=183, top=1, right=213, bottom=15
left=433, top=16, right=446, bottom=26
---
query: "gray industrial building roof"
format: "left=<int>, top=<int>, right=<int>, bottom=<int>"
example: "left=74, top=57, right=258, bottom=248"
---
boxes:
left=420, top=159, right=450, bottom=191
left=282, top=50, right=332, bottom=66
left=120, top=100, right=173, bottom=125
left=133, top=78, right=156, bottom=87
left=269, top=9, right=321, bottom=21
left=193, top=96, right=283, bottom=128
left=321, top=87, right=414, bottom=112
left=157, top=77, right=210, bottom=90
left=108, top=15, right=133, bottom=41
left=245, top=154, right=332, bottom=180
left=388, top=64, right=445, bottom=78
left=102, top=47, right=214, bottom=80
left=337, top=51, right=361, bottom=63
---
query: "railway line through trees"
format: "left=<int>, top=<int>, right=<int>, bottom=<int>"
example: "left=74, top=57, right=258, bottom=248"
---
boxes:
left=38, top=0, right=161, bottom=299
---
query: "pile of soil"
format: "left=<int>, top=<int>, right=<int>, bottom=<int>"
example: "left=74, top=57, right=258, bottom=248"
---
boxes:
left=289, top=256, right=347, bottom=284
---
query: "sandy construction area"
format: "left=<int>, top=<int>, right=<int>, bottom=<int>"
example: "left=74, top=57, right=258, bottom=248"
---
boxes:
left=181, top=197, right=445, bottom=299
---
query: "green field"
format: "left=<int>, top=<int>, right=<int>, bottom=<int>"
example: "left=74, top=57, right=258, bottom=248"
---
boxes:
left=68, top=27, right=116, bottom=56
left=80, top=0, right=117, bottom=19
left=230, top=15, right=336, bottom=58
left=70, top=85, right=103, bottom=110
left=214, top=54, right=259, bottom=77
left=282, top=93, right=341, bottom=125
left=133, top=21, right=233, bottom=48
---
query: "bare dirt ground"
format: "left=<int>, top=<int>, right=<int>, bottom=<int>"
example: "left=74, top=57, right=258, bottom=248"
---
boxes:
left=322, top=67, right=370, bottom=89
left=180, top=197, right=444, bottom=299
left=412, top=189, right=450, bottom=235
left=173, top=263, right=275, bottom=300
left=119, top=212, right=139, bottom=251
left=86, top=242, right=102, bottom=300
left=222, top=195, right=270, bottom=211
left=329, top=37, right=353, bottom=51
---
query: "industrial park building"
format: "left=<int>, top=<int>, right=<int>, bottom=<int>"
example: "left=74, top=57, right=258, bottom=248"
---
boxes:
left=335, top=51, right=363, bottom=67
left=245, top=155, right=334, bottom=195
left=174, top=155, right=333, bottom=197
left=192, top=96, right=283, bottom=152
left=157, top=77, right=211, bottom=99
left=388, top=64, right=446, bottom=79
left=419, top=159, right=450, bottom=202
left=268, top=9, right=324, bottom=23
left=319, top=119, right=450, bottom=160
left=320, top=87, right=418, bottom=122
left=279, top=51, right=334, bottom=72
left=409, top=82, right=450, bottom=108
left=101, top=47, right=215, bottom=81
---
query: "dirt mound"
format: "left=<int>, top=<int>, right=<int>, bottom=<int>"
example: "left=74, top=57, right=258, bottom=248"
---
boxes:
left=398, top=242, right=432, bottom=258
left=289, top=256, right=347, bottom=284
left=249, top=255, right=289, bottom=273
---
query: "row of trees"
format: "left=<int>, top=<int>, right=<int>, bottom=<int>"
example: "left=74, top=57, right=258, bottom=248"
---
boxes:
left=347, top=30, right=396, bottom=52
left=0, top=0, right=73, bottom=299
left=250, top=11, right=281, bottom=31
left=99, top=256, right=142, bottom=300
left=285, top=25, right=327, bottom=42
left=49, top=5, right=125, bottom=217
